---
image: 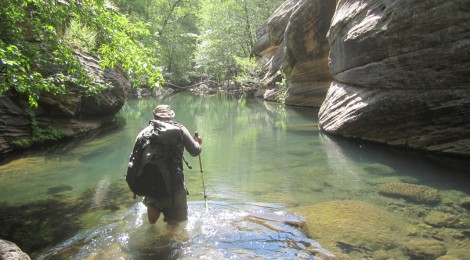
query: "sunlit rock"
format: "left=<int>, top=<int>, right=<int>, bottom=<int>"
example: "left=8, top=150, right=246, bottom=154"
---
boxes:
left=0, top=239, right=30, bottom=260
left=79, top=58, right=130, bottom=115
left=291, top=200, right=410, bottom=256
left=253, top=0, right=336, bottom=107
left=319, top=0, right=470, bottom=156
left=379, top=182, right=440, bottom=205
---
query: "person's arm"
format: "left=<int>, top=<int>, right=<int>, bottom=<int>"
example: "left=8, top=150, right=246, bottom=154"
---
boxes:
left=180, top=125, right=202, bottom=156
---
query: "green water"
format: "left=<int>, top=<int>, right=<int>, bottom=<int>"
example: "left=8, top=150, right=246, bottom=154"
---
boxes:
left=1, top=92, right=469, bottom=259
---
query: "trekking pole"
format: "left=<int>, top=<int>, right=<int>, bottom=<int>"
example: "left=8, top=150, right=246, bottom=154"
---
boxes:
left=194, top=131, right=208, bottom=207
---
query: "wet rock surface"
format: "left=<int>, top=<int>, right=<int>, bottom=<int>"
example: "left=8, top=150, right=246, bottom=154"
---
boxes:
left=291, top=198, right=470, bottom=259
left=404, top=239, right=447, bottom=260
left=291, top=200, right=410, bottom=256
left=424, top=211, right=470, bottom=229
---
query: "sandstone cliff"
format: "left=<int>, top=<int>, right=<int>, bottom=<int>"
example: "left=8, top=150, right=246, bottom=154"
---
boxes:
left=253, top=0, right=336, bottom=107
left=319, top=0, right=470, bottom=156
left=254, top=0, right=470, bottom=156
left=0, top=52, right=130, bottom=156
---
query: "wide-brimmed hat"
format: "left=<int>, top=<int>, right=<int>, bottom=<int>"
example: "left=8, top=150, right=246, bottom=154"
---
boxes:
left=153, top=105, right=175, bottom=119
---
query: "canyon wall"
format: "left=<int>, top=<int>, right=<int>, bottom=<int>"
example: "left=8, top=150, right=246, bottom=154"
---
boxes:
left=253, top=0, right=336, bottom=106
left=254, top=0, right=470, bottom=156
left=0, top=52, right=130, bottom=156
left=319, top=0, right=470, bottom=156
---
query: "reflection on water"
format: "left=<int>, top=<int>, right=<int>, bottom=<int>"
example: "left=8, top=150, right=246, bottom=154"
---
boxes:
left=1, top=93, right=469, bottom=258
left=37, top=201, right=332, bottom=259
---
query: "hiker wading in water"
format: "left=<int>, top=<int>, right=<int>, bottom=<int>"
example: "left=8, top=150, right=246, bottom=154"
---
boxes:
left=130, top=105, right=202, bottom=226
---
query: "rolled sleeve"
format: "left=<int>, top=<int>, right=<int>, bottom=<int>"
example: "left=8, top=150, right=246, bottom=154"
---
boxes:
left=180, top=126, right=202, bottom=156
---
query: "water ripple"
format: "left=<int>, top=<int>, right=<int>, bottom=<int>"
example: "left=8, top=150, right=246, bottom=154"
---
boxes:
left=37, top=201, right=333, bottom=259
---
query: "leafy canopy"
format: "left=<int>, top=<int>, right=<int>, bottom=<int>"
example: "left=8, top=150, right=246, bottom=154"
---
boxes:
left=1, top=0, right=285, bottom=106
left=194, top=0, right=283, bottom=83
left=0, top=0, right=163, bottom=107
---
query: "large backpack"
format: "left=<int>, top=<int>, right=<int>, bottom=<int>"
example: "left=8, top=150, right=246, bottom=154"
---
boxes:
left=126, top=120, right=183, bottom=199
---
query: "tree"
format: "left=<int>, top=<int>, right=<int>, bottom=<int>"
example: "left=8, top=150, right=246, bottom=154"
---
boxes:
left=112, top=0, right=201, bottom=85
left=194, top=0, right=284, bottom=84
left=0, top=0, right=163, bottom=107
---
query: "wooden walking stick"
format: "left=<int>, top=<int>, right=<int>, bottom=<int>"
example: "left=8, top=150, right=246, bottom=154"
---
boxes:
left=194, top=132, right=207, bottom=207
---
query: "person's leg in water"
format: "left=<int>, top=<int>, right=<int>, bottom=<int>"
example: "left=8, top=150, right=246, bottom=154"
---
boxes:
left=144, top=195, right=161, bottom=224
left=147, top=205, right=181, bottom=226
left=147, top=205, right=161, bottom=224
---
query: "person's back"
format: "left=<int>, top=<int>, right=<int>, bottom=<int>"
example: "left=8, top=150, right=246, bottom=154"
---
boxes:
left=127, top=105, right=202, bottom=225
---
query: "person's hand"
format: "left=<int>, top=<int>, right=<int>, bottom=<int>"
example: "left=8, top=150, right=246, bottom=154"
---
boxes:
left=194, top=131, right=203, bottom=145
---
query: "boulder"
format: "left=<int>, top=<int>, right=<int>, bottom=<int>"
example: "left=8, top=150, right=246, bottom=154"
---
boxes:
left=0, top=52, right=130, bottom=155
left=0, top=239, right=30, bottom=260
left=75, top=52, right=130, bottom=116
left=253, top=0, right=336, bottom=107
left=319, top=0, right=470, bottom=156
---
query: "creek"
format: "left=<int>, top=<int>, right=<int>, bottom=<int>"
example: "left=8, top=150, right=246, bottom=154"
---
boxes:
left=0, top=92, right=469, bottom=259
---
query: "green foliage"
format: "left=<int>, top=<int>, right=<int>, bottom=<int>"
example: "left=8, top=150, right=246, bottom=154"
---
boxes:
left=113, top=0, right=200, bottom=85
left=64, top=20, right=97, bottom=53
left=276, top=74, right=288, bottom=104
left=194, top=0, right=284, bottom=83
left=113, top=0, right=283, bottom=86
left=1, top=0, right=285, bottom=102
left=0, top=0, right=163, bottom=107
left=233, top=56, right=261, bottom=86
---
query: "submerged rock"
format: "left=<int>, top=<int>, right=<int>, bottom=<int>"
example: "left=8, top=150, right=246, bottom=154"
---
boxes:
left=363, top=163, right=395, bottom=176
left=379, top=182, right=440, bottom=204
left=47, top=184, right=74, bottom=195
left=403, top=239, right=447, bottom=259
left=424, top=211, right=470, bottom=229
left=291, top=200, right=410, bottom=256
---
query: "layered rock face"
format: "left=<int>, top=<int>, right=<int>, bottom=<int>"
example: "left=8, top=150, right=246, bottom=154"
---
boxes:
left=0, top=53, right=130, bottom=155
left=318, top=0, right=470, bottom=156
left=253, top=0, right=336, bottom=107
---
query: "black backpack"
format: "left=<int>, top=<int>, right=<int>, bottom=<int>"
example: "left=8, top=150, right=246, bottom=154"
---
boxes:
left=126, top=120, right=183, bottom=199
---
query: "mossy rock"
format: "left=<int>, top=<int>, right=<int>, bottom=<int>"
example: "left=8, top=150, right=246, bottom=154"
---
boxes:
left=403, top=239, right=446, bottom=259
left=424, top=211, right=469, bottom=229
left=291, top=200, right=410, bottom=255
left=379, top=182, right=440, bottom=204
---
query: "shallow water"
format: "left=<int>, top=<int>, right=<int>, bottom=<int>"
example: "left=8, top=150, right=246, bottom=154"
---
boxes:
left=37, top=201, right=332, bottom=259
left=0, top=92, right=469, bottom=259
